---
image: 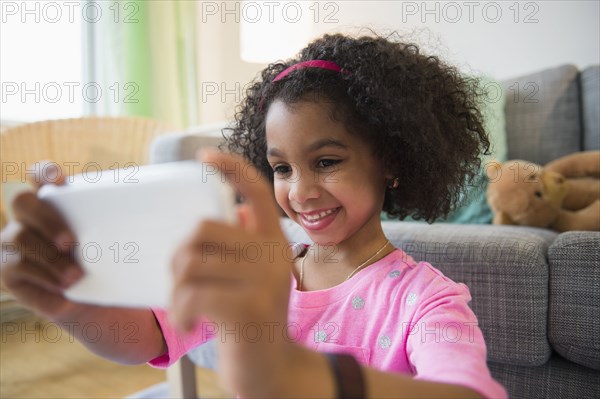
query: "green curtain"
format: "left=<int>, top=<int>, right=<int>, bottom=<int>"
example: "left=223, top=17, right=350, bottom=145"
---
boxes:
left=88, top=0, right=198, bottom=128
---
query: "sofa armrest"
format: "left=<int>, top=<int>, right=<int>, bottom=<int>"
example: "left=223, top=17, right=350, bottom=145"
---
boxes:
left=149, top=124, right=228, bottom=164
left=548, top=231, right=600, bottom=370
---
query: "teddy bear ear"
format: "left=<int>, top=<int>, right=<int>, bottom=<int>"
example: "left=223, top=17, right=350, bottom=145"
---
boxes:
left=485, top=159, right=502, bottom=181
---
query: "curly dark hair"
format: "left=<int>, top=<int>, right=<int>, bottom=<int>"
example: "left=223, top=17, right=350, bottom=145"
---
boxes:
left=224, top=32, right=490, bottom=222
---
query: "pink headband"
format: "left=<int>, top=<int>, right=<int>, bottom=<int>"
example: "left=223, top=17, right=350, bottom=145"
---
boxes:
left=272, top=60, right=345, bottom=82
left=260, top=60, right=348, bottom=111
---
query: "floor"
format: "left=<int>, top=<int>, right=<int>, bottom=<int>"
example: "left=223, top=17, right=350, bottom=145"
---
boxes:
left=1, top=315, right=230, bottom=398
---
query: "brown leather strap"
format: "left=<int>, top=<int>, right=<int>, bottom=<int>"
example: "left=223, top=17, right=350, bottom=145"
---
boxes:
left=325, top=353, right=366, bottom=399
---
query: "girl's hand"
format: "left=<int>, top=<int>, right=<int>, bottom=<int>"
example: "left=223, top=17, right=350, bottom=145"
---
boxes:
left=0, top=162, right=86, bottom=321
left=169, top=151, right=293, bottom=396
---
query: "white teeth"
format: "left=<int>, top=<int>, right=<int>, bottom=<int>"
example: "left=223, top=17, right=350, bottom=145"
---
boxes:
left=304, top=208, right=337, bottom=222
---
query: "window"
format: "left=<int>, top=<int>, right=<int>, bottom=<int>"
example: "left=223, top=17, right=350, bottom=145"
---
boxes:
left=1, top=1, right=84, bottom=122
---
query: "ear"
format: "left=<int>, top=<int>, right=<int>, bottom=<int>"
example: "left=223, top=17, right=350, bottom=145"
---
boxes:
left=383, top=169, right=397, bottom=189
left=493, top=211, right=515, bottom=225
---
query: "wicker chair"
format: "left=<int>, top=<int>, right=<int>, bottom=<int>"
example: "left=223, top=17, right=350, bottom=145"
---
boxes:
left=0, top=117, right=172, bottom=228
left=1, top=117, right=225, bottom=398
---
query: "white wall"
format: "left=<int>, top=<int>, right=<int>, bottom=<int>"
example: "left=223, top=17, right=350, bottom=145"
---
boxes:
left=239, top=0, right=600, bottom=80
left=315, top=0, right=600, bottom=80
left=196, top=0, right=600, bottom=124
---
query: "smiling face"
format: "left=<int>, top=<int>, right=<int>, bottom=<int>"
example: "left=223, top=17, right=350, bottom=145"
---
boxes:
left=265, top=99, right=388, bottom=246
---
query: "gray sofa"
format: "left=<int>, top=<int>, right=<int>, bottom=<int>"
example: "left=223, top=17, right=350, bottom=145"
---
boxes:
left=150, top=64, right=600, bottom=398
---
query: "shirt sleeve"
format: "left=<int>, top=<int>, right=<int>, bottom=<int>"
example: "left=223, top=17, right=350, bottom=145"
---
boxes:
left=147, top=308, right=217, bottom=368
left=406, top=264, right=508, bottom=399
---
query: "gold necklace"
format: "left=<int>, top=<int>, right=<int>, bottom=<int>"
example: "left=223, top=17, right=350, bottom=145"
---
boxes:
left=299, top=240, right=391, bottom=291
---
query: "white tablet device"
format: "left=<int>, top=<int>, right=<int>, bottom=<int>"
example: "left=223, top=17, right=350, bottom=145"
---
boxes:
left=38, top=161, right=236, bottom=309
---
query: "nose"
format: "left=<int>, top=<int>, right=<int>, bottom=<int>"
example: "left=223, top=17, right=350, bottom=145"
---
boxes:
left=288, top=173, right=320, bottom=203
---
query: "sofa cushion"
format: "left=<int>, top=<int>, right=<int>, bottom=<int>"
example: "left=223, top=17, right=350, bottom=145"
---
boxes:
left=548, top=231, right=600, bottom=370
left=581, top=66, right=600, bottom=151
left=503, top=64, right=581, bottom=165
left=381, top=221, right=556, bottom=366
left=489, top=353, right=600, bottom=399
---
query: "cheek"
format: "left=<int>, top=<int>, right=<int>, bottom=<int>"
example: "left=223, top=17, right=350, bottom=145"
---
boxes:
left=273, top=181, right=290, bottom=211
left=335, top=169, right=385, bottom=204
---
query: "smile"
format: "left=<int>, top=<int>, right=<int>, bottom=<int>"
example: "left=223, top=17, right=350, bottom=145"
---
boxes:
left=299, top=207, right=340, bottom=222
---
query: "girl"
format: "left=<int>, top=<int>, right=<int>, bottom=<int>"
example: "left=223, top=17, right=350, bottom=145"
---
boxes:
left=2, top=33, right=507, bottom=398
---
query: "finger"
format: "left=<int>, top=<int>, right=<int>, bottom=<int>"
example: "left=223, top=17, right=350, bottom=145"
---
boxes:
left=1, top=221, right=23, bottom=266
left=236, top=204, right=256, bottom=231
left=170, top=280, right=244, bottom=332
left=199, top=218, right=283, bottom=262
left=28, top=161, right=67, bottom=191
left=12, top=191, right=76, bottom=251
left=3, top=277, right=74, bottom=319
left=172, top=220, right=273, bottom=278
left=15, top=228, right=83, bottom=287
left=198, top=150, right=280, bottom=235
left=2, top=257, right=64, bottom=295
left=171, top=240, right=248, bottom=285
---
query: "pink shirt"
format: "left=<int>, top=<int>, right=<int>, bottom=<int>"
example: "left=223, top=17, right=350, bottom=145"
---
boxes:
left=150, top=248, right=507, bottom=399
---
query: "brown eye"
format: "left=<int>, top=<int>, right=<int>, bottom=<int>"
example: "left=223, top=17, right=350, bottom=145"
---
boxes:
left=273, top=164, right=292, bottom=175
left=534, top=191, right=542, bottom=198
left=317, top=159, right=341, bottom=169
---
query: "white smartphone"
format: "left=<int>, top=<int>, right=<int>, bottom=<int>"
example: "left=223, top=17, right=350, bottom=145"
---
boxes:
left=38, top=161, right=236, bottom=309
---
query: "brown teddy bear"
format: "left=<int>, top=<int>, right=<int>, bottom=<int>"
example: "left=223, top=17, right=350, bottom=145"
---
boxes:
left=486, top=151, right=600, bottom=232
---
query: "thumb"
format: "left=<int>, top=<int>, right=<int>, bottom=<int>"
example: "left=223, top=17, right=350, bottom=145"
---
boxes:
left=29, top=161, right=67, bottom=191
left=236, top=204, right=256, bottom=231
left=199, top=149, right=280, bottom=235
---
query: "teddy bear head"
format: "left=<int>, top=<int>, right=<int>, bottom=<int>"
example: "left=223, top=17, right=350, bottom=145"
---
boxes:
left=486, top=160, right=569, bottom=228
